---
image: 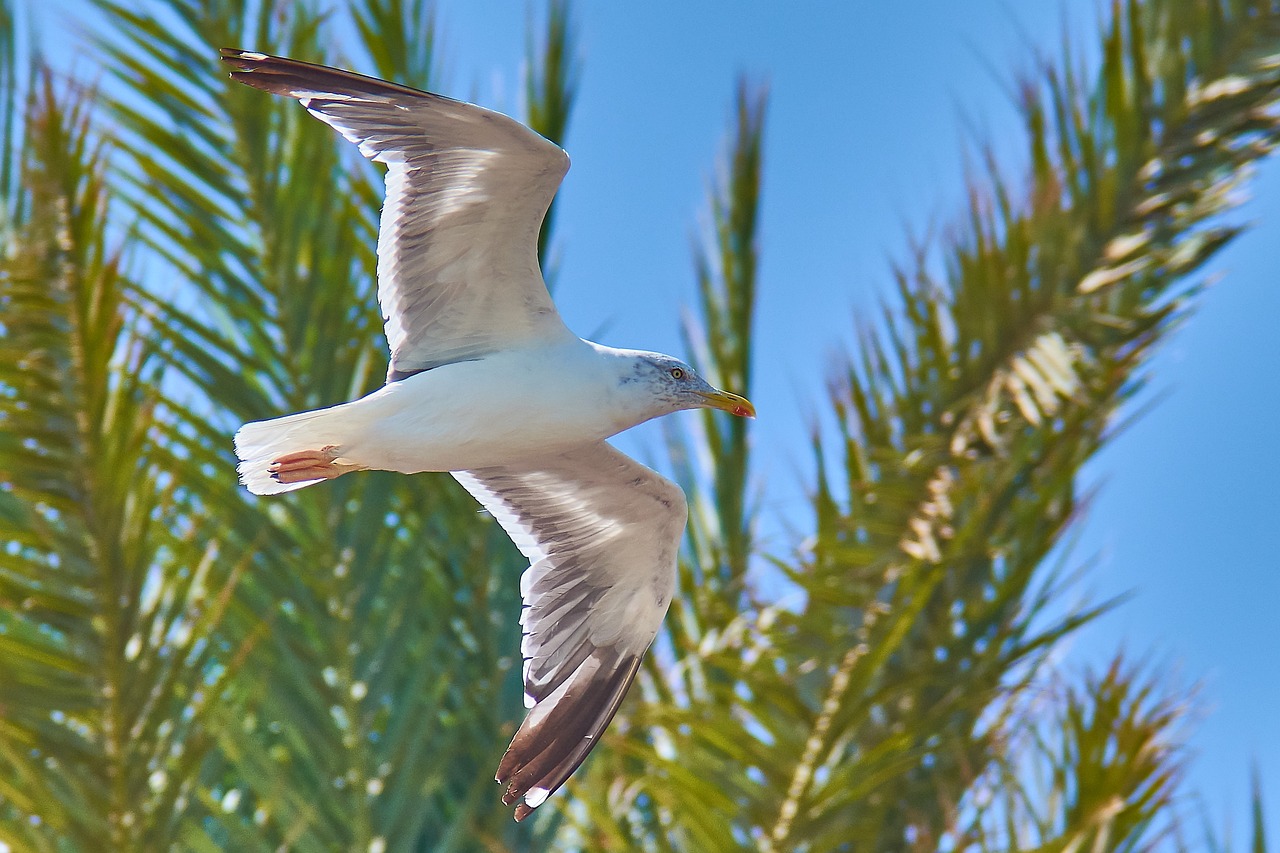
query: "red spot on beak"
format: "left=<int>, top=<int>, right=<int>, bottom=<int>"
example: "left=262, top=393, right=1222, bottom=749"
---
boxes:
left=733, top=405, right=754, bottom=418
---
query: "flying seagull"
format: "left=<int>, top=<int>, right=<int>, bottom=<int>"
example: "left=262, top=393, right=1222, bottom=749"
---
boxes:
left=220, top=49, right=755, bottom=821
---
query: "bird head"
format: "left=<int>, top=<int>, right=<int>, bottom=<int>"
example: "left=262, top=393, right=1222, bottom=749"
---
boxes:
left=629, top=353, right=756, bottom=419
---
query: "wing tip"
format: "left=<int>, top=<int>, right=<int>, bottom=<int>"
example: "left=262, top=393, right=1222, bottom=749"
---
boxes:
left=218, top=47, right=265, bottom=61
left=511, top=787, right=548, bottom=822
left=218, top=47, right=286, bottom=95
left=216, top=47, right=432, bottom=103
left=219, top=47, right=270, bottom=75
left=495, top=652, right=642, bottom=821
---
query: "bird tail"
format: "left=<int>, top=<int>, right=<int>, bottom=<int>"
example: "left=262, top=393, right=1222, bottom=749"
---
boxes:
left=234, top=404, right=355, bottom=496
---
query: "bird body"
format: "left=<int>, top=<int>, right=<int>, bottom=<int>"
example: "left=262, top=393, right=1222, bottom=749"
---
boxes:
left=219, top=48, right=754, bottom=821
left=236, top=339, right=708, bottom=492
left=366, top=340, right=632, bottom=471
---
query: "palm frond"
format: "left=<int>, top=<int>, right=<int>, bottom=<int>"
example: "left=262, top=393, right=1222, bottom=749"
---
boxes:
left=1252, top=767, right=1270, bottom=853
left=760, top=2, right=1280, bottom=849
left=351, top=0, right=437, bottom=88
left=971, top=657, right=1188, bottom=852
left=0, top=0, right=19, bottom=211
left=764, top=2, right=1280, bottom=849
left=525, top=0, right=578, bottom=274
left=681, top=78, right=765, bottom=596
left=0, top=59, right=248, bottom=850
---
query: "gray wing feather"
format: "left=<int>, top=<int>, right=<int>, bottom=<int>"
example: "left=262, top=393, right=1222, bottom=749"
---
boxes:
left=220, top=49, right=572, bottom=379
left=453, top=443, right=687, bottom=820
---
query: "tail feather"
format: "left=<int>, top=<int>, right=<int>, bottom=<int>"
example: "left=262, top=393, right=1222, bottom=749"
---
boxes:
left=234, top=406, right=350, bottom=495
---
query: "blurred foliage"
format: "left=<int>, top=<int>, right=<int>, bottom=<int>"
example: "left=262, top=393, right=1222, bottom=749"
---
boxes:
left=0, top=0, right=1274, bottom=850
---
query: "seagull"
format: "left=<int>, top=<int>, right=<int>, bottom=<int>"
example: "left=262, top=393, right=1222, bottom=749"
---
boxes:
left=220, top=49, right=755, bottom=821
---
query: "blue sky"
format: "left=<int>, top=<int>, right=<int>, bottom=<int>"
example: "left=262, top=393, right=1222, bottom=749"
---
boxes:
left=38, top=0, right=1279, bottom=842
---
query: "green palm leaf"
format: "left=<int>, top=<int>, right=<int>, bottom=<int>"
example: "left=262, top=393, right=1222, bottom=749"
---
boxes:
left=0, top=44, right=250, bottom=851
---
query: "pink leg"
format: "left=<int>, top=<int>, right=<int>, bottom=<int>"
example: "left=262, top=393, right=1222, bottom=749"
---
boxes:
left=269, top=445, right=363, bottom=484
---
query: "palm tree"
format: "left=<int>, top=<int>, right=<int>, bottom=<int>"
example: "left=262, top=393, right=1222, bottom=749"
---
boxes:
left=0, top=0, right=1272, bottom=850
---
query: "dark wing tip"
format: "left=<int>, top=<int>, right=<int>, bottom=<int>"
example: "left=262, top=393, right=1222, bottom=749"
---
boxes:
left=217, top=48, right=298, bottom=95
left=496, top=651, right=642, bottom=821
left=216, top=47, right=432, bottom=102
left=218, top=47, right=277, bottom=79
left=218, top=46, right=255, bottom=62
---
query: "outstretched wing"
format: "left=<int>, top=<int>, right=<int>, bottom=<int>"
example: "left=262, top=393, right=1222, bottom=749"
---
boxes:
left=220, top=49, right=573, bottom=380
left=453, top=443, right=687, bottom=820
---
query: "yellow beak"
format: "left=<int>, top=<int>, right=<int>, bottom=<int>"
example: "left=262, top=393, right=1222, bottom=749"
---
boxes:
left=697, top=388, right=756, bottom=419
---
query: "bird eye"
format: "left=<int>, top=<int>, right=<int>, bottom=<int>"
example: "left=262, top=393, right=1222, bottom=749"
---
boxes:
left=670, top=367, right=685, bottom=380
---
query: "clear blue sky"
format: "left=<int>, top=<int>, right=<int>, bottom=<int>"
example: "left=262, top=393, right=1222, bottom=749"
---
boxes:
left=39, top=0, right=1280, bottom=842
